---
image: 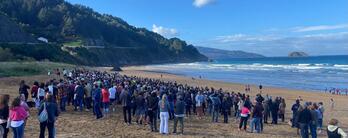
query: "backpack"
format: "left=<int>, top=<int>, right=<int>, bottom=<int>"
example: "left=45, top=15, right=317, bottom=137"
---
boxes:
left=38, top=103, right=48, bottom=123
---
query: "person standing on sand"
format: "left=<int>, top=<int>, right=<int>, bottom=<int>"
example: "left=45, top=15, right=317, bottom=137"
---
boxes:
left=297, top=103, right=312, bottom=138
left=317, top=102, right=324, bottom=133
left=84, top=82, right=93, bottom=111
left=221, top=96, right=229, bottom=123
left=74, top=82, right=85, bottom=112
left=209, top=93, right=221, bottom=123
left=158, top=94, right=170, bottom=135
left=279, top=98, right=286, bottom=122
left=184, top=93, right=192, bottom=117
left=19, top=80, right=30, bottom=102
left=327, top=118, right=347, bottom=138
left=108, top=85, right=117, bottom=112
left=173, top=96, right=185, bottom=135
left=119, top=88, right=132, bottom=125
left=239, top=104, right=250, bottom=131
left=92, top=85, right=103, bottom=119
left=309, top=104, right=318, bottom=138
left=195, top=92, right=204, bottom=119
left=101, top=86, right=110, bottom=115
left=270, top=99, right=279, bottom=124
left=57, top=82, right=67, bottom=112
left=31, top=81, right=39, bottom=101
left=147, top=91, right=159, bottom=132
left=135, top=92, right=146, bottom=125
left=330, top=98, right=335, bottom=111
left=250, top=101, right=264, bottom=133
left=291, top=99, right=300, bottom=127
left=0, top=95, right=10, bottom=138
left=263, top=97, right=271, bottom=124
left=9, top=97, right=28, bottom=138
left=38, top=95, right=59, bottom=138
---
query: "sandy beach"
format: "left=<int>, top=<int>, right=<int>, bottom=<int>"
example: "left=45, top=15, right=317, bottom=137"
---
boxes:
left=0, top=66, right=347, bottom=138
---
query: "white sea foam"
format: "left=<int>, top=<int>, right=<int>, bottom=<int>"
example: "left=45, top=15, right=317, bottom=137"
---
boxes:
left=147, top=63, right=348, bottom=73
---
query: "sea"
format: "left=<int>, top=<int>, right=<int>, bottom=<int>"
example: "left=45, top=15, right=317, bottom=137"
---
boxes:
left=142, top=55, right=348, bottom=92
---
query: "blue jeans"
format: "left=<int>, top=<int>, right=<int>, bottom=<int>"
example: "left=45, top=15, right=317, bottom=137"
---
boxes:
left=94, top=102, right=103, bottom=119
left=299, top=123, right=309, bottom=138
left=250, top=117, right=261, bottom=133
left=103, top=102, right=109, bottom=113
left=75, top=98, right=83, bottom=111
left=235, top=110, right=240, bottom=119
left=318, top=119, right=323, bottom=129
left=310, top=123, right=317, bottom=138
left=292, top=112, right=297, bottom=127
left=169, top=102, right=174, bottom=119
left=60, top=97, right=67, bottom=111
left=212, top=107, right=219, bottom=122
left=12, top=123, right=24, bottom=138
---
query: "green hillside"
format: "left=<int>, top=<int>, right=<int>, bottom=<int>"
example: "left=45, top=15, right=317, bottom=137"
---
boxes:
left=0, top=0, right=207, bottom=66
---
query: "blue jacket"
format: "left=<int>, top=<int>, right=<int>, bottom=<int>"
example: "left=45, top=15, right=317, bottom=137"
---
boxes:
left=75, top=85, right=85, bottom=99
left=92, top=88, right=102, bottom=103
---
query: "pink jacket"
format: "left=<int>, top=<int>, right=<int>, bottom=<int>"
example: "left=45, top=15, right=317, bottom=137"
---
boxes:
left=240, top=107, right=250, bottom=117
left=9, top=106, right=28, bottom=121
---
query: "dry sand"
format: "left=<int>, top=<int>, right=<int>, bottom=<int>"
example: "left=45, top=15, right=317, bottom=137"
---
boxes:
left=0, top=66, right=347, bottom=138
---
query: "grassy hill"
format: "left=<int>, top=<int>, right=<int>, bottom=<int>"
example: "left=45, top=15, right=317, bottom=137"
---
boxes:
left=0, top=0, right=207, bottom=66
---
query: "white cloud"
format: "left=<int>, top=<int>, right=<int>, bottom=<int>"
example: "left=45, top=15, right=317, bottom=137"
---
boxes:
left=215, top=34, right=280, bottom=43
left=152, top=24, right=178, bottom=38
left=193, top=0, right=215, bottom=8
left=195, top=32, right=348, bottom=56
left=292, top=24, right=348, bottom=32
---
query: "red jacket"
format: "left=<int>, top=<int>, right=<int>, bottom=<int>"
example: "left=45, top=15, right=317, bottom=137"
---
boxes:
left=102, top=88, right=110, bottom=103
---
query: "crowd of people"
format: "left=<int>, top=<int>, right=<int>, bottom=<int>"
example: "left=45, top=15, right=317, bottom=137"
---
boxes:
left=325, top=88, right=348, bottom=96
left=0, top=68, right=346, bottom=138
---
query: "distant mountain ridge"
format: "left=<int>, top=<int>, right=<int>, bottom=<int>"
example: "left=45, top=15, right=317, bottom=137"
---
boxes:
left=196, top=46, right=265, bottom=59
left=0, top=0, right=207, bottom=66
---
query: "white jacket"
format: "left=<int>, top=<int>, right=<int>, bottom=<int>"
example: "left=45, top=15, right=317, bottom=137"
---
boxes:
left=328, top=125, right=347, bottom=138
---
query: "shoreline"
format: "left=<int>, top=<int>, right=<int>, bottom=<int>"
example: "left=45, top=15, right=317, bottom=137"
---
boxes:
left=122, top=66, right=327, bottom=93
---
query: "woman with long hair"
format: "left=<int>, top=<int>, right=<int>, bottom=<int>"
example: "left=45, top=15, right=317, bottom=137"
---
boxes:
left=9, top=97, right=28, bottom=138
left=158, top=94, right=170, bottom=135
left=0, top=95, right=10, bottom=138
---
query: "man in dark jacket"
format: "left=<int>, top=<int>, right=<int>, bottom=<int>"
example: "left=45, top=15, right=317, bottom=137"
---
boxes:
left=250, top=102, right=264, bottom=133
left=271, top=100, right=279, bottom=124
left=92, top=85, right=103, bottom=119
left=173, top=96, right=185, bottom=135
left=119, top=88, right=132, bottom=124
left=291, top=100, right=301, bottom=127
left=74, top=83, right=85, bottom=112
left=297, top=104, right=312, bottom=138
left=39, top=94, right=59, bottom=138
left=147, top=91, right=159, bottom=132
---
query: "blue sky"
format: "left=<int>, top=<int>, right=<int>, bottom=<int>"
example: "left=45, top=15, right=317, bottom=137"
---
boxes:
left=67, top=0, right=348, bottom=56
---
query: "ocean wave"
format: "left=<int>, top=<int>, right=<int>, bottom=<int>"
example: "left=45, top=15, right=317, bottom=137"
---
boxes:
left=147, top=63, right=348, bottom=73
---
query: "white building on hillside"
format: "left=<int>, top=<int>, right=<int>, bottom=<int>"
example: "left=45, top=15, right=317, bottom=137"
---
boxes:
left=37, top=37, right=48, bottom=43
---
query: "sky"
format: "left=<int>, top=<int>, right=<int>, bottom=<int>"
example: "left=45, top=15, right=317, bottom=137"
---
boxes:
left=67, top=0, right=348, bottom=56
